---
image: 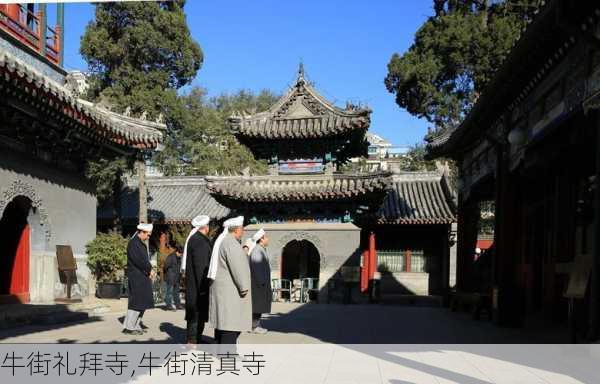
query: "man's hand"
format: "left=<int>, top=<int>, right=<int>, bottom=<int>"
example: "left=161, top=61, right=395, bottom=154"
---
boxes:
left=240, top=290, right=248, bottom=298
left=150, top=270, right=156, bottom=279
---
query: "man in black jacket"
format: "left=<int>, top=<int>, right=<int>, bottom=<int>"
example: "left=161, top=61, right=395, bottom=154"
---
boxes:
left=123, top=223, right=155, bottom=335
left=163, top=243, right=183, bottom=310
left=182, top=215, right=211, bottom=344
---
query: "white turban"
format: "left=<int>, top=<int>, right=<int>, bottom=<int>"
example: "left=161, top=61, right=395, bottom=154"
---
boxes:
left=207, top=216, right=244, bottom=280
left=225, top=215, right=244, bottom=228
left=181, top=215, right=211, bottom=272
left=243, top=238, right=255, bottom=253
left=137, top=223, right=153, bottom=232
left=252, top=228, right=265, bottom=243
left=192, top=215, right=210, bottom=228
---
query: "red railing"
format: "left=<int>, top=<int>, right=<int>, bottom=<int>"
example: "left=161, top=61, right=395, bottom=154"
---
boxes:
left=0, top=4, right=61, bottom=66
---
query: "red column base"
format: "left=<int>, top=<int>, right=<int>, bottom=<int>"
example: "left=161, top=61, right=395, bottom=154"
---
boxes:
left=0, top=292, right=30, bottom=305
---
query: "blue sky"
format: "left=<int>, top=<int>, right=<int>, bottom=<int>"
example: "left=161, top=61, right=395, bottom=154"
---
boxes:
left=61, top=0, right=434, bottom=146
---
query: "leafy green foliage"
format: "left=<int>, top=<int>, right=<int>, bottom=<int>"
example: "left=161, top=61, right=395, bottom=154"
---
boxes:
left=398, top=144, right=439, bottom=171
left=154, top=88, right=279, bottom=175
left=86, top=232, right=129, bottom=283
left=85, top=157, right=129, bottom=202
left=385, top=0, right=541, bottom=129
left=80, top=1, right=202, bottom=118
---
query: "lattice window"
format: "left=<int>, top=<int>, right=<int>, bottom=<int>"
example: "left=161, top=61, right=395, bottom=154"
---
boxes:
left=377, top=249, right=428, bottom=273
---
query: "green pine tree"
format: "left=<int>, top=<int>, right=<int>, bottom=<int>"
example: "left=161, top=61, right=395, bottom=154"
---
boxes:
left=80, top=1, right=203, bottom=230
left=385, top=0, right=541, bottom=130
left=154, top=87, right=279, bottom=176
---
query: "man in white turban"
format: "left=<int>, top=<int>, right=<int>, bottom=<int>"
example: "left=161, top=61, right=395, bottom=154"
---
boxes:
left=208, top=216, right=252, bottom=345
left=249, top=228, right=271, bottom=334
left=123, top=223, right=154, bottom=335
left=242, top=238, right=255, bottom=255
left=182, top=215, right=211, bottom=344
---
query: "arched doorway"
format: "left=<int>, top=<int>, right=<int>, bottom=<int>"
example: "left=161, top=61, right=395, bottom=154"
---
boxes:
left=0, top=195, right=34, bottom=303
left=281, top=239, right=320, bottom=280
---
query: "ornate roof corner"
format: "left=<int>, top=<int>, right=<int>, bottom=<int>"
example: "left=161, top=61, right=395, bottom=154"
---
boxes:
left=227, top=65, right=372, bottom=140
left=0, top=49, right=165, bottom=149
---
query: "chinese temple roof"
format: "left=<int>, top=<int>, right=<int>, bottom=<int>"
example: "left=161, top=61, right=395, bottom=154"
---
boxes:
left=228, top=64, right=371, bottom=140
left=101, top=171, right=456, bottom=226
left=0, top=48, right=164, bottom=149
left=206, top=172, right=392, bottom=203
left=377, top=172, right=456, bottom=225
left=98, top=177, right=230, bottom=224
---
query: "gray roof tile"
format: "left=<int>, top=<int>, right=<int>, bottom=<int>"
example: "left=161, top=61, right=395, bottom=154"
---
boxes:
left=378, top=172, right=456, bottom=224
left=98, top=177, right=230, bottom=223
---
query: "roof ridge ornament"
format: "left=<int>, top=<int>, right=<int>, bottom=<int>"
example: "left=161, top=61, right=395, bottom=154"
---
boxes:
left=297, top=61, right=306, bottom=86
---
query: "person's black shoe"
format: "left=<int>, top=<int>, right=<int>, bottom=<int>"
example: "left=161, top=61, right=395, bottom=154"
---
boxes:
left=176, top=304, right=184, bottom=310
left=122, top=329, right=144, bottom=335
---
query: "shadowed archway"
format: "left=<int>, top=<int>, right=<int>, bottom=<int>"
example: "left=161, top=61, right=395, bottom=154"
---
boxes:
left=0, top=195, right=34, bottom=303
left=281, top=239, right=320, bottom=280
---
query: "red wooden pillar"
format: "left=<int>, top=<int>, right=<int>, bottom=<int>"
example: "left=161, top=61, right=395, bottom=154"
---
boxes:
left=360, top=250, right=369, bottom=293
left=368, top=232, right=377, bottom=280
left=10, top=225, right=30, bottom=303
left=406, top=249, right=412, bottom=272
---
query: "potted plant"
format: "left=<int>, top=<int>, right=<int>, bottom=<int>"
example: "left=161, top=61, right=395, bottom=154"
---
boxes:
left=86, top=232, right=128, bottom=299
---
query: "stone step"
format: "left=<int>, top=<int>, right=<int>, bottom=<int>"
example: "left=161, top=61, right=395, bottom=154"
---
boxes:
left=0, top=301, right=110, bottom=330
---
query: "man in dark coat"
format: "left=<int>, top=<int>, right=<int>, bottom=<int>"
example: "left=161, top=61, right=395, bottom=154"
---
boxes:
left=163, top=243, right=183, bottom=310
left=249, top=228, right=271, bottom=334
left=182, top=215, right=212, bottom=344
left=123, top=223, right=155, bottom=335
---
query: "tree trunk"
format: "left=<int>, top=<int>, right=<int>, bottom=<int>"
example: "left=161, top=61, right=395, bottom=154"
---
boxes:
left=137, top=158, right=147, bottom=223
left=111, top=170, right=123, bottom=234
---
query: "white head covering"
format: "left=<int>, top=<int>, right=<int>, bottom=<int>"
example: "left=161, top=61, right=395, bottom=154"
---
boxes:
left=252, top=228, right=265, bottom=243
left=225, top=215, right=244, bottom=228
left=137, top=223, right=153, bottom=232
left=181, top=215, right=211, bottom=272
left=207, top=216, right=244, bottom=280
left=243, top=238, right=255, bottom=253
left=132, top=223, right=153, bottom=256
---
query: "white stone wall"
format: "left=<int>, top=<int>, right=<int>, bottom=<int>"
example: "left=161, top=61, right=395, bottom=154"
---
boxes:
left=380, top=272, right=430, bottom=296
left=245, top=223, right=362, bottom=302
left=0, top=150, right=97, bottom=303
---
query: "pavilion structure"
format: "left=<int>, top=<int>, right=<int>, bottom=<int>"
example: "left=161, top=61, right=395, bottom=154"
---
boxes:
left=206, top=65, right=392, bottom=300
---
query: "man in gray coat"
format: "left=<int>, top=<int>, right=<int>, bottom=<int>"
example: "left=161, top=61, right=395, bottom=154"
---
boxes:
left=208, top=216, right=252, bottom=345
left=249, top=228, right=271, bottom=334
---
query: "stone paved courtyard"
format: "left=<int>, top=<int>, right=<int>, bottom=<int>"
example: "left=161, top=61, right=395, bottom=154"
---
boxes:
left=0, top=301, right=568, bottom=344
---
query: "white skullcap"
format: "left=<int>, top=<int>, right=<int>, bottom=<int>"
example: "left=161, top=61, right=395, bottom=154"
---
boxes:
left=192, top=214, right=210, bottom=228
left=243, top=238, right=255, bottom=249
left=137, top=223, right=153, bottom=232
left=252, top=228, right=265, bottom=242
left=224, top=215, right=244, bottom=228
